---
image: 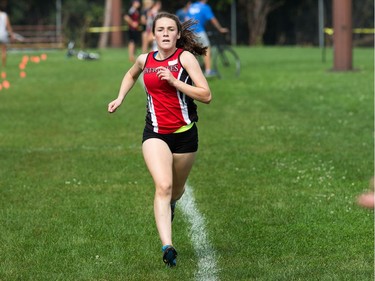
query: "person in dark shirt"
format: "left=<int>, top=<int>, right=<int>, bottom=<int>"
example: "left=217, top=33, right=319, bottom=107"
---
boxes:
left=124, top=0, right=142, bottom=62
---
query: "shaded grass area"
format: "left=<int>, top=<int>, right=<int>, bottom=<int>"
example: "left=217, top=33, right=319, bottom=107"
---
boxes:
left=0, top=47, right=373, bottom=280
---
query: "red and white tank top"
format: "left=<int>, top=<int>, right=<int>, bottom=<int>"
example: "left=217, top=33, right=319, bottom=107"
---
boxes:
left=143, top=48, right=198, bottom=134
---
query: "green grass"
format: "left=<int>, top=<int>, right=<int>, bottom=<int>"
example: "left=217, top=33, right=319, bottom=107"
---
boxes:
left=0, top=46, right=373, bottom=281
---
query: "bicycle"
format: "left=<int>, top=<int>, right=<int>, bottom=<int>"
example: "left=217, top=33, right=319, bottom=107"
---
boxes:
left=206, top=31, right=241, bottom=79
left=66, top=41, right=100, bottom=61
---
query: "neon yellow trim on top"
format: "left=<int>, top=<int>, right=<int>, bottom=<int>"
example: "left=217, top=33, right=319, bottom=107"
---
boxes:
left=174, top=122, right=194, bottom=133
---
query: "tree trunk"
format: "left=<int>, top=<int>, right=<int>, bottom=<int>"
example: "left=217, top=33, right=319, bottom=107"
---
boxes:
left=111, top=0, right=122, bottom=47
left=98, top=0, right=112, bottom=49
left=333, top=0, right=352, bottom=71
left=242, top=0, right=282, bottom=45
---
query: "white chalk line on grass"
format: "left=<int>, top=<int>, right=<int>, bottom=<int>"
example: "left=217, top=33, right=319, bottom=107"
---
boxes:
left=179, top=184, right=219, bottom=281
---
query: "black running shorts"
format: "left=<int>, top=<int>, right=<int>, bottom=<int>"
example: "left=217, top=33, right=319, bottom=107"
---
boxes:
left=128, top=30, right=140, bottom=43
left=142, top=123, right=198, bottom=153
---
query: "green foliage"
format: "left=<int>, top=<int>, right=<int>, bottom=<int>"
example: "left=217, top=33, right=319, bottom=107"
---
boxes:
left=216, top=0, right=233, bottom=11
left=7, top=0, right=104, bottom=47
left=9, top=0, right=55, bottom=24
left=62, top=0, right=104, bottom=47
left=0, top=47, right=373, bottom=280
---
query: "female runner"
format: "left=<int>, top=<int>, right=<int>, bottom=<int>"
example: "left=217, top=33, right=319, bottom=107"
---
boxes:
left=108, top=12, right=211, bottom=267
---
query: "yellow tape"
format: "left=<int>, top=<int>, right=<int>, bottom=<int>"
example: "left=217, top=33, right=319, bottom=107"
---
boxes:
left=87, top=26, right=129, bottom=33
left=324, top=27, right=375, bottom=35
left=353, top=28, right=375, bottom=34
left=324, top=28, right=334, bottom=35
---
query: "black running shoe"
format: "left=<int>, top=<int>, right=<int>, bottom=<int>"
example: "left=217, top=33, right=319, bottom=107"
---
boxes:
left=162, top=245, right=177, bottom=267
left=171, top=202, right=176, bottom=222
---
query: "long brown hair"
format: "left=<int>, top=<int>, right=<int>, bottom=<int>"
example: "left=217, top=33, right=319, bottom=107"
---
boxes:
left=152, top=12, right=207, bottom=56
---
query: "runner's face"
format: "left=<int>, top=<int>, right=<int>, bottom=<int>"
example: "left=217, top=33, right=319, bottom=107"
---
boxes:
left=154, top=17, right=180, bottom=50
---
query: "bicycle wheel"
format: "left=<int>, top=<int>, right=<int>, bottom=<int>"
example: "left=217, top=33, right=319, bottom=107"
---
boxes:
left=213, top=46, right=241, bottom=79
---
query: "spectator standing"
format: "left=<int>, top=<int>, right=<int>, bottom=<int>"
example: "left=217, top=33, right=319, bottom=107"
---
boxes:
left=176, top=1, right=191, bottom=23
left=0, top=7, right=13, bottom=68
left=141, top=0, right=162, bottom=53
left=187, top=0, right=228, bottom=77
left=141, top=0, right=153, bottom=52
left=357, top=177, right=374, bottom=209
left=124, top=0, right=142, bottom=62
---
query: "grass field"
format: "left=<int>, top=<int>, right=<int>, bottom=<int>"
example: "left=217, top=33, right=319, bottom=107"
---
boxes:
left=0, top=46, right=373, bottom=281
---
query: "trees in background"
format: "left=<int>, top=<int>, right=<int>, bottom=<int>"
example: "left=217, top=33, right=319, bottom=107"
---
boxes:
left=8, top=0, right=103, bottom=48
left=61, top=0, right=103, bottom=47
left=237, top=0, right=282, bottom=45
left=262, top=0, right=374, bottom=46
left=4, top=0, right=374, bottom=47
